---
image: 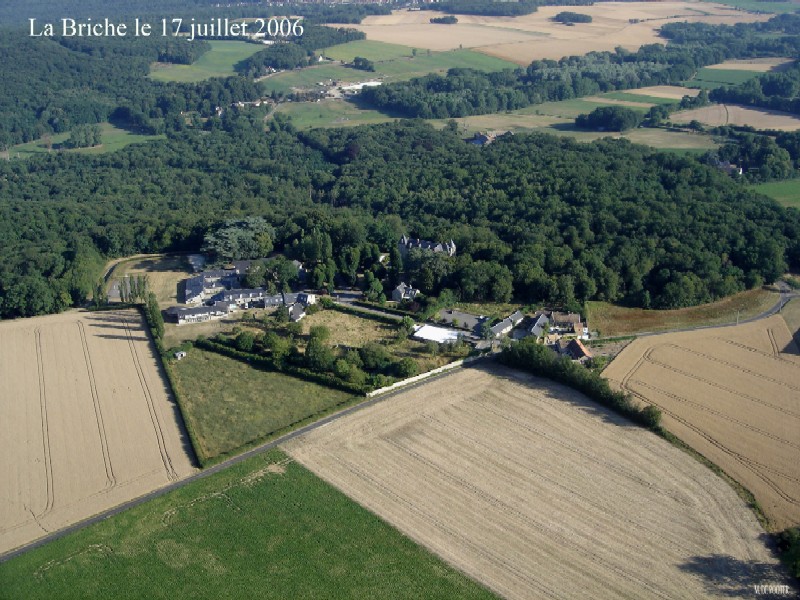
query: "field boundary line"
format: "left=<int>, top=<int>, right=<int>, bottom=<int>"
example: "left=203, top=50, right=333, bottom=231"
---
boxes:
left=77, top=321, right=116, bottom=490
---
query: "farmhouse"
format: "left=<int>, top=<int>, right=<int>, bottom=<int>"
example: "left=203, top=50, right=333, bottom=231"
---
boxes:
left=398, top=234, right=456, bottom=257
left=489, top=311, right=526, bottom=338
left=528, top=313, right=550, bottom=338
left=167, top=301, right=235, bottom=325
left=438, top=309, right=488, bottom=336
left=392, top=282, right=419, bottom=302
left=556, top=338, right=594, bottom=363
left=289, top=303, right=306, bottom=322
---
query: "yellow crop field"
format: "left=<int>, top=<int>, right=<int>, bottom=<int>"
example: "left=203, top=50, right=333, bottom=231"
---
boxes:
left=284, top=365, right=786, bottom=599
left=342, top=3, right=768, bottom=65
left=0, top=310, right=195, bottom=555
left=604, top=315, right=800, bottom=530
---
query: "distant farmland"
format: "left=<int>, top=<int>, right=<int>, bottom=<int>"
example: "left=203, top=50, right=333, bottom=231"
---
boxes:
left=604, top=315, right=800, bottom=530
left=285, top=365, right=785, bottom=599
left=0, top=310, right=195, bottom=556
left=149, top=41, right=262, bottom=82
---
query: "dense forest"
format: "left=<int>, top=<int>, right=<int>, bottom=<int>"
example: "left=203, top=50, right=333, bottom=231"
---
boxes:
left=362, top=15, right=800, bottom=118
left=1, top=115, right=797, bottom=318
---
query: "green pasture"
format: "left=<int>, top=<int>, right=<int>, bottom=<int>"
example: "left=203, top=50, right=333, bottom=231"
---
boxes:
left=753, top=179, right=800, bottom=209
left=686, top=67, right=761, bottom=89
left=274, top=99, right=394, bottom=129
left=0, top=449, right=496, bottom=600
left=8, top=123, right=164, bottom=158
left=170, top=347, right=356, bottom=464
left=149, top=41, right=263, bottom=82
left=600, top=91, right=678, bottom=105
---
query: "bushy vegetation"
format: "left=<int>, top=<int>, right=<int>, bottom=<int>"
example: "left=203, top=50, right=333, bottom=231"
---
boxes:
left=430, top=15, right=459, bottom=25
left=498, top=337, right=661, bottom=430
left=427, top=0, right=539, bottom=17
left=575, top=106, right=642, bottom=131
left=554, top=12, right=592, bottom=24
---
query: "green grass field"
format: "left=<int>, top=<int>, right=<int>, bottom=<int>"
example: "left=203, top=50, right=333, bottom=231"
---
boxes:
left=169, top=347, right=356, bottom=464
left=700, top=0, right=800, bottom=13
left=686, top=67, right=761, bottom=89
left=520, top=98, right=652, bottom=119
left=260, top=47, right=516, bottom=95
left=274, top=99, right=394, bottom=129
left=0, top=449, right=496, bottom=600
left=8, top=123, right=164, bottom=158
left=150, top=41, right=263, bottom=82
left=600, top=91, right=678, bottom=105
left=753, top=179, right=800, bottom=209
left=322, top=39, right=415, bottom=62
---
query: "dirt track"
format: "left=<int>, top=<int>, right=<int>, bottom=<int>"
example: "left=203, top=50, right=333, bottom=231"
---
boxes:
left=0, top=310, right=195, bottom=555
left=346, top=3, right=768, bottom=64
left=284, top=365, right=787, bottom=599
left=604, top=315, right=800, bottom=530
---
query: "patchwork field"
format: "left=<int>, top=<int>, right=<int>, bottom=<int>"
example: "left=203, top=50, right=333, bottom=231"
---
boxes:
left=0, top=450, right=495, bottom=600
left=604, top=315, right=800, bottom=530
left=672, top=104, right=800, bottom=130
left=342, top=3, right=768, bottom=65
left=284, top=365, right=786, bottom=599
left=0, top=310, right=195, bottom=556
left=260, top=47, right=515, bottom=95
left=687, top=67, right=763, bottom=88
left=706, top=57, right=796, bottom=71
left=626, top=85, right=701, bottom=100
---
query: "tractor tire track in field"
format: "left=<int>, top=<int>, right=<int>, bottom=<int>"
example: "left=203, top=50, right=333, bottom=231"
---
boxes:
left=642, top=352, right=800, bottom=419
left=33, top=329, right=54, bottom=519
left=623, top=381, right=800, bottom=508
left=382, top=434, right=675, bottom=600
left=77, top=321, right=116, bottom=490
left=417, top=409, right=699, bottom=559
left=319, top=449, right=563, bottom=599
left=721, top=335, right=794, bottom=364
left=663, top=343, right=800, bottom=392
left=122, top=318, right=178, bottom=482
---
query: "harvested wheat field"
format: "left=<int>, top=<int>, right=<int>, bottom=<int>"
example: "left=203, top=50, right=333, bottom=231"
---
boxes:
left=284, top=365, right=787, bottom=599
left=672, top=104, right=800, bottom=130
left=706, top=58, right=796, bottom=71
left=604, top=315, right=800, bottom=531
left=0, top=310, right=195, bottom=556
left=343, top=3, right=768, bottom=64
left=626, top=85, right=701, bottom=100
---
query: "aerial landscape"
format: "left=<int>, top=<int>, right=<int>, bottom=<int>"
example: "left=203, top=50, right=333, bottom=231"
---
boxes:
left=0, top=0, right=799, bottom=598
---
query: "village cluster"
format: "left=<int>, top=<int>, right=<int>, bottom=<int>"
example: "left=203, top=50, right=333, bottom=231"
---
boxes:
left=164, top=234, right=593, bottom=363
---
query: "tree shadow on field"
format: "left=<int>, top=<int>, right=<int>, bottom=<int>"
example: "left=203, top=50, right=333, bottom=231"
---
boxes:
left=678, top=549, right=797, bottom=598
left=95, top=334, right=149, bottom=342
left=463, top=361, right=640, bottom=429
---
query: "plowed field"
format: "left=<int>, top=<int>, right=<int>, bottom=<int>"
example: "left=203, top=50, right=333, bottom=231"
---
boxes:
left=284, top=365, right=786, bottom=599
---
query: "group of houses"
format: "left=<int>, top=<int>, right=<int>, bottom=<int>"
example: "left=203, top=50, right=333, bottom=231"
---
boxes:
left=422, top=307, right=592, bottom=362
left=167, top=259, right=314, bottom=326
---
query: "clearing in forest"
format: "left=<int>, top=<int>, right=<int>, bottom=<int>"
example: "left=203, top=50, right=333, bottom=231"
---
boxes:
left=0, top=309, right=195, bottom=556
left=671, top=104, right=800, bottom=130
left=604, top=315, right=800, bottom=530
left=284, top=365, right=786, bottom=599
